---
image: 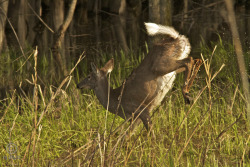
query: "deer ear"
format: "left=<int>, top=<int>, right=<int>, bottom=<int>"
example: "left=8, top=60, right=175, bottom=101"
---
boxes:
left=102, top=58, right=114, bottom=74
left=91, top=62, right=100, bottom=75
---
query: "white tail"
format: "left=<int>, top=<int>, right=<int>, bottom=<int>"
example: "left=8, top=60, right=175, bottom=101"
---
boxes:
left=145, top=22, right=179, bottom=39
left=77, top=23, right=202, bottom=130
left=145, top=22, right=191, bottom=60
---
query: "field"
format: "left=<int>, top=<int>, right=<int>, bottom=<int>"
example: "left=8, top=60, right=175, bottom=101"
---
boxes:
left=0, top=40, right=249, bottom=166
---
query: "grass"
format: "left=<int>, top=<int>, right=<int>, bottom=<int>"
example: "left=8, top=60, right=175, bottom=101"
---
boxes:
left=0, top=40, right=249, bottom=166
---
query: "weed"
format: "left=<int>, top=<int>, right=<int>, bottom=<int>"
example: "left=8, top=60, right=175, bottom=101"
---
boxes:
left=0, top=41, right=249, bottom=166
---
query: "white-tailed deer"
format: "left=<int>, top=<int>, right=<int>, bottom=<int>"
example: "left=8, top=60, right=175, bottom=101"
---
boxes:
left=77, top=23, right=202, bottom=130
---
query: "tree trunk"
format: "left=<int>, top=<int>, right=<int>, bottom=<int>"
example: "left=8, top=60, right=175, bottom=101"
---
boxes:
left=224, top=0, right=250, bottom=128
left=0, top=0, right=9, bottom=53
left=109, top=0, right=129, bottom=53
left=18, top=0, right=27, bottom=48
left=246, top=0, right=250, bottom=47
left=181, top=0, right=188, bottom=28
left=51, top=0, right=65, bottom=76
left=5, top=0, right=20, bottom=49
left=27, top=0, right=41, bottom=45
left=149, top=0, right=172, bottom=25
left=52, top=0, right=77, bottom=76
left=75, top=0, right=88, bottom=24
left=149, top=0, right=160, bottom=23
left=149, top=0, right=172, bottom=45
left=160, top=0, right=172, bottom=26
left=126, top=0, right=142, bottom=50
left=31, top=1, right=51, bottom=57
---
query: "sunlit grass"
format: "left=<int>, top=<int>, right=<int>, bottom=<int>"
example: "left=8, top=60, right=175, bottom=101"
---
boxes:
left=0, top=40, right=249, bottom=166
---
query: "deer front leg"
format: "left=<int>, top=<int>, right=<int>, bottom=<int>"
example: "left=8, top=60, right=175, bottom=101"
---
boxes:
left=133, top=109, right=151, bottom=131
left=152, top=57, right=202, bottom=104
left=184, top=59, right=202, bottom=94
left=181, top=58, right=202, bottom=104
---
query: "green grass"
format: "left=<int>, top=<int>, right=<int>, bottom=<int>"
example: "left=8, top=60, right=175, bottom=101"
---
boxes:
left=0, top=41, right=249, bottom=166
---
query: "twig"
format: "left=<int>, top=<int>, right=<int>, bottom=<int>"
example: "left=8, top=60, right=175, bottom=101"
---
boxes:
left=36, top=53, right=85, bottom=126
left=21, top=129, right=36, bottom=166
left=200, top=113, right=242, bottom=166
left=241, top=135, right=250, bottom=165
left=165, top=49, right=225, bottom=160
left=9, top=112, right=19, bottom=137
left=201, top=136, right=209, bottom=167
left=103, top=72, right=111, bottom=166
left=0, top=90, right=16, bottom=123
left=177, top=106, right=210, bottom=162
left=105, top=79, right=126, bottom=156
left=229, top=85, right=239, bottom=113
left=216, top=114, right=242, bottom=141
left=32, top=47, right=38, bottom=167
left=61, top=141, right=93, bottom=164
left=27, top=2, right=54, bottom=33
left=97, top=132, right=103, bottom=166
left=84, top=92, right=153, bottom=165
left=21, top=48, right=38, bottom=167
left=36, top=125, right=42, bottom=164
left=98, top=10, right=120, bottom=17
left=165, top=82, right=207, bottom=159
left=124, top=128, right=144, bottom=166
left=21, top=52, right=85, bottom=167
left=16, top=50, right=35, bottom=72
left=38, top=85, right=46, bottom=106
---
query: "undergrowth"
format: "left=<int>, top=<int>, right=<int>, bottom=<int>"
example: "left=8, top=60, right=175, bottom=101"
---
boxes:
left=0, top=40, right=249, bottom=166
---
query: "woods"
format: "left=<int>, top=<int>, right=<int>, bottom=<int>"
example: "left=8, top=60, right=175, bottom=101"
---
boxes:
left=0, top=0, right=249, bottom=63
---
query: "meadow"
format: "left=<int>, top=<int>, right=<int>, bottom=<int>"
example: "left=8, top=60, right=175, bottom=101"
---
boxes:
left=0, top=39, right=249, bottom=166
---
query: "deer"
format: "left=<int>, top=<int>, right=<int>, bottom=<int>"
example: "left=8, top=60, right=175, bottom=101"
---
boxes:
left=77, top=23, right=202, bottom=131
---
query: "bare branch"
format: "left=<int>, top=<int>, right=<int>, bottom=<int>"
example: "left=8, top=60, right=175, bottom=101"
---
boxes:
left=52, top=0, right=77, bottom=76
left=27, top=2, right=54, bottom=33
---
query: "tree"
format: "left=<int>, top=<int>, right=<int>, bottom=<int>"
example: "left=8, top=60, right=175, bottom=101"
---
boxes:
left=52, top=0, right=77, bottom=76
left=0, top=0, right=9, bottom=52
left=149, top=0, right=172, bottom=25
left=224, top=0, right=250, bottom=128
left=148, top=0, right=172, bottom=45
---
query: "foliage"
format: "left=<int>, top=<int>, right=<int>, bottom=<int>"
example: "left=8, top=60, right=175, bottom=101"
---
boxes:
left=0, top=40, right=249, bottom=166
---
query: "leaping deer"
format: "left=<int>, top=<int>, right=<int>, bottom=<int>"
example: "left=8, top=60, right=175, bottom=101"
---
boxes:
left=77, top=23, right=202, bottom=130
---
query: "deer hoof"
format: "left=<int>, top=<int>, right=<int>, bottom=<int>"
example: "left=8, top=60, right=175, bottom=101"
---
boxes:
left=184, top=93, right=193, bottom=105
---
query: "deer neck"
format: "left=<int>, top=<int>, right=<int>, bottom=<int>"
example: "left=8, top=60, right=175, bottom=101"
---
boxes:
left=94, top=78, right=118, bottom=111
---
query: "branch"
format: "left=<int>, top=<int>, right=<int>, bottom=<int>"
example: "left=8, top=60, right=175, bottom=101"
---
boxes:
left=52, top=0, right=77, bottom=75
left=53, top=0, right=77, bottom=48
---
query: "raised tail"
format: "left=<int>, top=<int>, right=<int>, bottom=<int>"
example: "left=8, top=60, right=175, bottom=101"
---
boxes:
left=145, top=22, right=179, bottom=39
left=145, top=22, right=191, bottom=59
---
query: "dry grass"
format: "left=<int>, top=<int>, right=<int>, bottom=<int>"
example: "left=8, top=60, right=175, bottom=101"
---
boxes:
left=0, top=43, right=249, bottom=166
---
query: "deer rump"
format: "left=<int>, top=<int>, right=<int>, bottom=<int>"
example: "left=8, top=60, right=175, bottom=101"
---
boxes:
left=77, top=23, right=201, bottom=131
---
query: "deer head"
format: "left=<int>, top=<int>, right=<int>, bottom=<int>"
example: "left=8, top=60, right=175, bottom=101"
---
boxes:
left=77, top=59, right=114, bottom=90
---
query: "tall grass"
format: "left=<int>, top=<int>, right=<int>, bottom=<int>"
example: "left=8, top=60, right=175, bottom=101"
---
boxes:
left=0, top=40, right=249, bottom=166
